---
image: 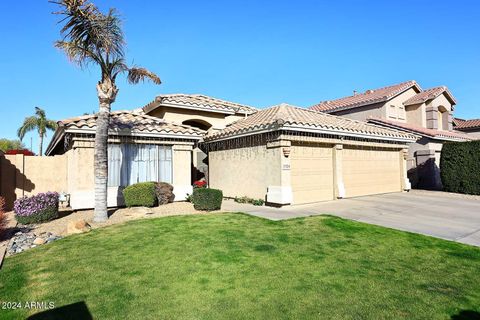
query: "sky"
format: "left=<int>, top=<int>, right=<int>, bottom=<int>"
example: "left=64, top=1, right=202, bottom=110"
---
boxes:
left=1, top=0, right=479, bottom=154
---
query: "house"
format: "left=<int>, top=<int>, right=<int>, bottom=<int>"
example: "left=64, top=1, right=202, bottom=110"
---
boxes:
left=44, top=111, right=204, bottom=209
left=453, top=118, right=480, bottom=139
left=140, top=94, right=257, bottom=181
left=201, top=103, right=417, bottom=205
left=309, top=81, right=471, bottom=190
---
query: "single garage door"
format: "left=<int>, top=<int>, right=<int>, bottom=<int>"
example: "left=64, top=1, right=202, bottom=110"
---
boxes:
left=342, top=147, right=401, bottom=198
left=290, top=145, right=334, bottom=204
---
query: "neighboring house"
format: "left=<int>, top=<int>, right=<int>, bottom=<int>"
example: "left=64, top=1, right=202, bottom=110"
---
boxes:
left=201, top=103, right=417, bottom=205
left=453, top=118, right=480, bottom=139
left=44, top=111, right=204, bottom=209
left=141, top=94, right=257, bottom=180
left=309, top=80, right=471, bottom=190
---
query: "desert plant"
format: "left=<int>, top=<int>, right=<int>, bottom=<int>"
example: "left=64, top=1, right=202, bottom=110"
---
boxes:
left=440, top=140, right=480, bottom=195
left=154, top=182, right=174, bottom=205
left=191, top=188, right=223, bottom=211
left=52, top=0, right=161, bottom=222
left=13, top=192, right=59, bottom=224
left=123, top=182, right=157, bottom=207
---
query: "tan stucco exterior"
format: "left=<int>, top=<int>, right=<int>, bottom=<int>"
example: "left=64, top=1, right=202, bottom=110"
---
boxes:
left=0, top=154, right=68, bottom=209
left=208, top=142, right=282, bottom=200
left=148, top=106, right=245, bottom=131
left=206, top=133, right=409, bottom=206
left=0, top=137, right=196, bottom=210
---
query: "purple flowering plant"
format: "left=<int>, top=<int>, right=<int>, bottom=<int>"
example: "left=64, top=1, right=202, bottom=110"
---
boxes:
left=14, top=192, right=59, bottom=224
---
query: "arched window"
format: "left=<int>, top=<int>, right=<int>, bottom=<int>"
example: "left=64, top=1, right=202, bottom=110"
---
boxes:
left=182, top=119, right=212, bottom=131
left=437, top=106, right=448, bottom=130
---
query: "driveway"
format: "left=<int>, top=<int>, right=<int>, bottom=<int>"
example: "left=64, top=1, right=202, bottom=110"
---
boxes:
left=221, top=190, right=480, bottom=247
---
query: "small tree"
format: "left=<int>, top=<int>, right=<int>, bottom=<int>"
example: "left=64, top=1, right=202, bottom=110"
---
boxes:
left=0, top=139, right=26, bottom=152
left=52, top=0, right=161, bottom=222
left=17, top=107, right=57, bottom=156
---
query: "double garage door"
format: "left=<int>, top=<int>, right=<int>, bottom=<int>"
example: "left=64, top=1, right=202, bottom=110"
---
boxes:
left=290, top=145, right=402, bottom=204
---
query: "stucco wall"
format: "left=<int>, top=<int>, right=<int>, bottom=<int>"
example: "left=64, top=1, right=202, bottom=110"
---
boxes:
left=331, top=103, right=385, bottom=122
left=0, top=139, right=195, bottom=210
left=208, top=144, right=281, bottom=200
left=460, top=130, right=480, bottom=139
left=67, top=139, right=195, bottom=209
left=384, top=87, right=418, bottom=122
left=405, top=103, right=426, bottom=127
left=0, top=154, right=68, bottom=209
left=148, top=106, right=245, bottom=131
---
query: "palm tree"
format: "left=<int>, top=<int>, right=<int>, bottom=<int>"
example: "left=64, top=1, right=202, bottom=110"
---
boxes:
left=17, top=107, right=57, bottom=156
left=52, top=0, right=161, bottom=222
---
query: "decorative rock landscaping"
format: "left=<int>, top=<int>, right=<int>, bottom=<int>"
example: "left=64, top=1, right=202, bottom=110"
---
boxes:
left=6, top=229, right=62, bottom=256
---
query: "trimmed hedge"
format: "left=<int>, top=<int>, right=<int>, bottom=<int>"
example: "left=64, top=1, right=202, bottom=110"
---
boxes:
left=440, top=140, right=480, bottom=195
left=191, top=188, right=223, bottom=211
left=123, top=182, right=157, bottom=207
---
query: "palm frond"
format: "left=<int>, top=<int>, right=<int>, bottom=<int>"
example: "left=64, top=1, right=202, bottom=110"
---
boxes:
left=17, top=116, right=39, bottom=140
left=52, top=0, right=124, bottom=67
left=127, top=67, right=161, bottom=85
left=45, top=120, right=59, bottom=131
left=55, top=40, right=102, bottom=67
left=35, top=107, right=46, bottom=119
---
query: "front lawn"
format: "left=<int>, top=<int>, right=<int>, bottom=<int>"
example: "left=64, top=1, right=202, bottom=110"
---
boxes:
left=0, top=213, right=479, bottom=319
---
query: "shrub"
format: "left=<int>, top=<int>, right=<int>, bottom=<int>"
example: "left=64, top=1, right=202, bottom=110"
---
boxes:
left=440, top=140, right=480, bottom=195
left=14, top=192, right=59, bottom=224
left=191, top=188, right=223, bottom=211
left=234, top=196, right=264, bottom=206
left=154, top=182, right=174, bottom=205
left=123, top=182, right=157, bottom=207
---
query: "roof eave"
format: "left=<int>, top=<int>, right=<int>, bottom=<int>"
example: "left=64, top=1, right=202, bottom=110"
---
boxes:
left=45, top=126, right=66, bottom=156
left=64, top=128, right=203, bottom=140
left=320, top=82, right=422, bottom=114
left=204, top=124, right=417, bottom=144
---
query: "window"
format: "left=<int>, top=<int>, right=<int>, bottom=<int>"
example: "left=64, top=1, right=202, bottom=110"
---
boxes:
left=108, top=144, right=172, bottom=187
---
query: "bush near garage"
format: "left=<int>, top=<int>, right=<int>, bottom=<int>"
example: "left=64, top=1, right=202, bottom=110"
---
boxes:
left=191, top=188, right=223, bottom=211
left=123, top=182, right=157, bottom=207
left=440, top=140, right=480, bottom=195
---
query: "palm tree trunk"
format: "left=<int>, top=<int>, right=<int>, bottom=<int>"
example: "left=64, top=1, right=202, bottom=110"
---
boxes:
left=38, top=133, right=43, bottom=156
left=93, top=80, right=118, bottom=222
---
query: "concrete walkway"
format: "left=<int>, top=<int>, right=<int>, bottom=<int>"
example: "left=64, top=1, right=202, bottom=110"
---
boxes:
left=221, top=190, right=480, bottom=247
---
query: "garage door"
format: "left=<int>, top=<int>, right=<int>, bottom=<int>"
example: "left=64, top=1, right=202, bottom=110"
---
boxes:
left=290, top=145, right=334, bottom=204
left=342, top=147, right=401, bottom=198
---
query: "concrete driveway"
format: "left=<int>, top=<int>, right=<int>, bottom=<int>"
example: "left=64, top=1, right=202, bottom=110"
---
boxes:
left=221, top=190, right=480, bottom=247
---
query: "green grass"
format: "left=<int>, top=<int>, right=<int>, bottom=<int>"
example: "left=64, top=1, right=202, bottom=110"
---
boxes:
left=0, top=213, right=479, bottom=320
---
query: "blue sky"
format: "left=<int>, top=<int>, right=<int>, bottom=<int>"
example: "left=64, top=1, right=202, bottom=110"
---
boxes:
left=1, top=0, right=479, bottom=153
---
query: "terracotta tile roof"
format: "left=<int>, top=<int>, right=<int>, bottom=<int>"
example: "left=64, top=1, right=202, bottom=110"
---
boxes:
left=142, top=94, right=257, bottom=115
left=309, top=80, right=420, bottom=113
left=453, top=118, right=480, bottom=130
left=204, top=103, right=418, bottom=142
left=367, top=118, right=471, bottom=141
left=60, top=111, right=205, bottom=137
left=403, top=86, right=457, bottom=106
